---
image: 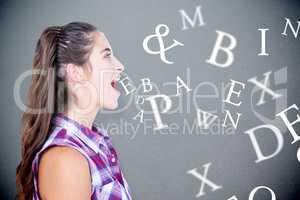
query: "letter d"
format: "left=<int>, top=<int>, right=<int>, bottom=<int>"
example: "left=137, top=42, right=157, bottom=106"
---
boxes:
left=245, top=124, right=284, bottom=163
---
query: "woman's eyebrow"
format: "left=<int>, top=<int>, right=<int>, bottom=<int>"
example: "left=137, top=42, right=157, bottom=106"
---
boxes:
left=100, top=47, right=112, bottom=54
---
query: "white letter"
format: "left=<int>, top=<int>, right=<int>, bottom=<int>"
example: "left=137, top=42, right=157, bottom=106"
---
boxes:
left=222, top=110, right=242, bottom=129
left=223, top=79, right=245, bottom=107
left=206, top=30, right=237, bottom=68
left=176, top=76, right=192, bottom=96
left=141, top=78, right=153, bottom=93
left=245, top=124, right=283, bottom=163
left=197, top=109, right=218, bottom=129
left=282, top=17, right=300, bottom=38
left=276, top=104, right=300, bottom=144
left=258, top=28, right=269, bottom=56
left=119, top=76, right=136, bottom=95
left=248, top=71, right=282, bottom=106
left=132, top=110, right=144, bottom=123
left=179, top=5, right=206, bottom=30
left=135, top=95, right=145, bottom=105
left=145, top=95, right=172, bottom=130
left=249, top=186, right=276, bottom=200
left=186, top=162, right=222, bottom=198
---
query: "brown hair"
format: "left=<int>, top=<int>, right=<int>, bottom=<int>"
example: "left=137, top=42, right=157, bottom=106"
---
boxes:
left=15, top=22, right=97, bottom=200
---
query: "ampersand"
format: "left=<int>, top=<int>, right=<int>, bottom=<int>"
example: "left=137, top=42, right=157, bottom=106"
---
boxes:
left=143, top=24, right=184, bottom=64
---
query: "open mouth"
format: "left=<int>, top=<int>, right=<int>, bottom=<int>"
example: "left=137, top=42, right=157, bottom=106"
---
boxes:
left=111, top=80, right=117, bottom=89
left=111, top=74, right=121, bottom=91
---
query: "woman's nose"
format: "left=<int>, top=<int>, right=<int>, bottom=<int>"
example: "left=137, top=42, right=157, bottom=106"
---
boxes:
left=114, top=57, right=124, bottom=72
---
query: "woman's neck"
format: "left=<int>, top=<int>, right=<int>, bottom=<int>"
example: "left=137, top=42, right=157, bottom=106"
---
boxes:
left=63, top=106, right=98, bottom=129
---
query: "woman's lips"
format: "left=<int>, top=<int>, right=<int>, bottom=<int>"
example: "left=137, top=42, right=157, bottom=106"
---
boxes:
left=111, top=75, right=121, bottom=90
left=111, top=80, right=117, bottom=89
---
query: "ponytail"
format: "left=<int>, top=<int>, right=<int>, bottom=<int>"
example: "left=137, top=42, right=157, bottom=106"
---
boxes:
left=15, top=26, right=62, bottom=200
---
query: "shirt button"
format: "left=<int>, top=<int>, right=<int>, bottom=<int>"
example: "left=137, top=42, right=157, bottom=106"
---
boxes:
left=111, top=157, right=116, bottom=162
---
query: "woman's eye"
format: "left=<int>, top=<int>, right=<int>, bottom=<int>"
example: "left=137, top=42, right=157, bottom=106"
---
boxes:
left=105, top=53, right=112, bottom=58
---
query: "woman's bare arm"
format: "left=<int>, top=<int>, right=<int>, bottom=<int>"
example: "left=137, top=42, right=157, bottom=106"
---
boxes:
left=38, top=146, right=92, bottom=200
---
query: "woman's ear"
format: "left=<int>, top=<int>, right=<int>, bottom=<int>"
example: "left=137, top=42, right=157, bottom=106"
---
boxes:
left=65, top=63, right=87, bottom=83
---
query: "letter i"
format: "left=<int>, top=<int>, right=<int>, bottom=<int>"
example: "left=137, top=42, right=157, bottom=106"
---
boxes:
left=258, top=28, right=269, bottom=56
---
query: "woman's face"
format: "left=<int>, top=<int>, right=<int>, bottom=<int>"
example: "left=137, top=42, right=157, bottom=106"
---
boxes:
left=86, top=31, right=124, bottom=110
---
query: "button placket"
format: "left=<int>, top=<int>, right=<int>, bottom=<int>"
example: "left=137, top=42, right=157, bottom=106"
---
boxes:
left=107, top=151, right=117, bottom=166
left=97, top=143, right=118, bottom=183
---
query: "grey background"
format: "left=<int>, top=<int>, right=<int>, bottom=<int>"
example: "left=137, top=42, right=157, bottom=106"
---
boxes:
left=1, top=0, right=300, bottom=199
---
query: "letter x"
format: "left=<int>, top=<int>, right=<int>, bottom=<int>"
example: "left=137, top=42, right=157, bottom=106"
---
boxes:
left=187, top=162, right=222, bottom=198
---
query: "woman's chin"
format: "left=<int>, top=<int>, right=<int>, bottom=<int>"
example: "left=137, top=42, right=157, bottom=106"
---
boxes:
left=103, top=90, right=120, bottom=110
left=110, top=102, right=119, bottom=110
left=104, top=100, right=119, bottom=110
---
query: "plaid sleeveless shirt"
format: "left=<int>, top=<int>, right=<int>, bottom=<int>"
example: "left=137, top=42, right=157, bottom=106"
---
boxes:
left=31, top=113, right=133, bottom=200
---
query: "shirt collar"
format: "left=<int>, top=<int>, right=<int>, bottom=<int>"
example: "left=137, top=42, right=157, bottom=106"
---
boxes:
left=50, top=112, right=109, bottom=153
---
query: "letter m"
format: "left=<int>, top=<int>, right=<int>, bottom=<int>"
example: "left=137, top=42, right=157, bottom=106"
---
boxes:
left=179, top=5, right=206, bottom=30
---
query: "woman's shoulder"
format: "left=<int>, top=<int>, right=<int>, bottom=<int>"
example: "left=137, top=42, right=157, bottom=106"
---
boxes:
left=42, top=127, right=81, bottom=149
left=32, top=126, right=91, bottom=174
left=38, top=127, right=92, bottom=180
left=39, top=145, right=90, bottom=172
left=39, top=145, right=89, bottom=166
left=38, top=145, right=92, bottom=200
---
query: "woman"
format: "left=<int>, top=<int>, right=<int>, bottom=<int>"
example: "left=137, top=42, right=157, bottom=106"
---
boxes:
left=16, top=22, right=133, bottom=200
